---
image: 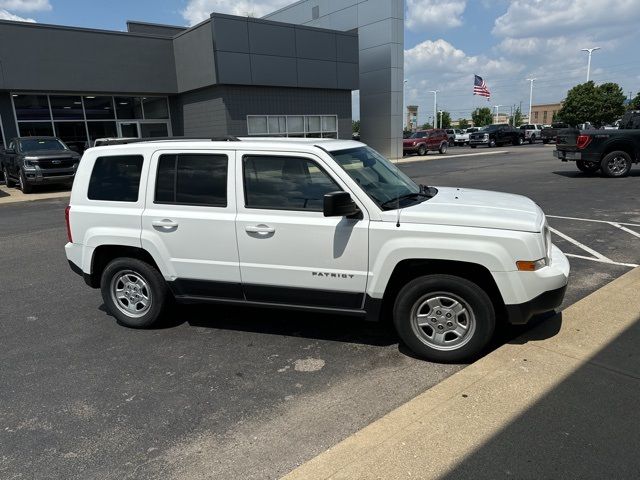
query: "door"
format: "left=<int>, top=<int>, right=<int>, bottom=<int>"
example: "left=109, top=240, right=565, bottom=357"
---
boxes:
left=235, top=152, right=369, bottom=310
left=119, top=122, right=140, bottom=138
left=5, top=139, right=18, bottom=177
left=427, top=132, right=439, bottom=150
left=141, top=150, right=242, bottom=299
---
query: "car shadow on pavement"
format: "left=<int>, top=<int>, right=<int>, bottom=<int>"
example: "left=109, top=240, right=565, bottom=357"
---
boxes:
left=170, top=303, right=398, bottom=347
left=552, top=170, right=640, bottom=178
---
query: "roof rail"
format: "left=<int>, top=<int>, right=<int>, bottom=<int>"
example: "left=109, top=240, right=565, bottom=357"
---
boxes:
left=94, top=136, right=240, bottom=146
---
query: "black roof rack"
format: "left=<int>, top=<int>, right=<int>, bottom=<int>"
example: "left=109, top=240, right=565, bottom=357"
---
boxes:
left=94, top=136, right=240, bottom=146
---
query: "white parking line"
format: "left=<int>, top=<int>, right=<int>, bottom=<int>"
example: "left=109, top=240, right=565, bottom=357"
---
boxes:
left=548, top=226, right=611, bottom=262
left=562, top=253, right=638, bottom=269
left=547, top=214, right=640, bottom=229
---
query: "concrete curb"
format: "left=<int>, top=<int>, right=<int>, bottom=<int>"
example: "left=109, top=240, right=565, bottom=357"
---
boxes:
left=282, top=267, right=640, bottom=479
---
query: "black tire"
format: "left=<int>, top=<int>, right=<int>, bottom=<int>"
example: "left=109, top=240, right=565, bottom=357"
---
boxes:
left=488, top=138, right=496, bottom=148
left=18, top=169, right=33, bottom=193
left=439, top=142, right=448, bottom=154
left=576, top=160, right=600, bottom=174
left=600, top=151, right=632, bottom=178
left=470, top=145, right=477, bottom=149
left=393, top=275, right=496, bottom=363
left=100, top=257, right=170, bottom=328
left=529, top=135, right=535, bottom=145
left=417, top=144, right=426, bottom=156
left=3, top=167, right=16, bottom=188
left=542, top=139, right=549, bottom=144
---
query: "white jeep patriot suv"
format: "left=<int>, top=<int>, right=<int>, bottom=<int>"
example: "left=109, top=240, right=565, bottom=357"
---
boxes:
left=65, top=138, right=569, bottom=362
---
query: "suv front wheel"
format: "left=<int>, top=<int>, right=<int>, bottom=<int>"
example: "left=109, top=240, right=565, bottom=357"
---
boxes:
left=101, top=257, right=170, bottom=328
left=393, top=275, right=495, bottom=363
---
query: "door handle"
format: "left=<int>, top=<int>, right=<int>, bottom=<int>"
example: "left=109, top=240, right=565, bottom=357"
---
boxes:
left=152, top=219, right=179, bottom=229
left=245, top=224, right=275, bottom=235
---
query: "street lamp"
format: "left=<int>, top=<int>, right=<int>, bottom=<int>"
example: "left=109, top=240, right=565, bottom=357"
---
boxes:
left=581, top=47, right=600, bottom=82
left=493, top=105, right=503, bottom=124
left=428, top=90, right=438, bottom=129
left=438, top=110, right=443, bottom=129
left=526, top=78, right=536, bottom=123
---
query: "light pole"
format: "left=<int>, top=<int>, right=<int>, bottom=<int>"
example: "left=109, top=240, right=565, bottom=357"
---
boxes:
left=493, top=105, right=503, bottom=124
left=438, top=110, right=443, bottom=129
left=581, top=47, right=600, bottom=82
left=527, top=78, right=536, bottom=123
left=403, top=79, right=408, bottom=129
left=429, top=90, right=438, bottom=128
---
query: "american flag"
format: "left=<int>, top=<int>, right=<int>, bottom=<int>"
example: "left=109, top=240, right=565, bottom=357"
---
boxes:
left=473, top=74, right=491, bottom=99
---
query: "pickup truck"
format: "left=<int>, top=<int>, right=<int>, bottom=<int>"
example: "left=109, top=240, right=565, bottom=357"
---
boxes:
left=554, top=111, right=640, bottom=177
left=453, top=129, right=470, bottom=146
left=1, top=136, right=80, bottom=193
left=519, top=124, right=544, bottom=144
left=541, top=123, right=569, bottom=144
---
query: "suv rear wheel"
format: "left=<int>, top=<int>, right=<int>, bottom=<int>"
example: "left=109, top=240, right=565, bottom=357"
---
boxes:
left=101, top=257, right=170, bottom=328
left=439, top=142, right=448, bottom=154
left=393, top=275, right=495, bottom=363
left=600, top=151, right=632, bottom=178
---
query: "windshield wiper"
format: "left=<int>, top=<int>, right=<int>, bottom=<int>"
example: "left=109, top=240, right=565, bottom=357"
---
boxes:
left=381, top=192, right=432, bottom=209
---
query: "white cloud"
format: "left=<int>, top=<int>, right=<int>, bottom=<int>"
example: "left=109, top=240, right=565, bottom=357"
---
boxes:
left=406, top=0, right=466, bottom=30
left=0, top=8, right=34, bottom=21
left=0, top=0, right=50, bottom=12
left=182, top=0, right=291, bottom=25
left=493, top=0, right=640, bottom=38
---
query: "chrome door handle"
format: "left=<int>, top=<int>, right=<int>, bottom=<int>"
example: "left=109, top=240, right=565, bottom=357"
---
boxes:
left=245, top=224, right=275, bottom=234
left=152, top=219, right=179, bottom=229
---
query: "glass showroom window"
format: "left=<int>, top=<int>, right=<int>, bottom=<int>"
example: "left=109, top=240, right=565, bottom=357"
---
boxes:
left=247, top=115, right=338, bottom=138
left=11, top=93, right=171, bottom=151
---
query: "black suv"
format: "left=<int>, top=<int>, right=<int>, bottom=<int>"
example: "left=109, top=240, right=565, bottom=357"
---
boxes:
left=469, top=124, right=524, bottom=148
left=1, top=137, right=80, bottom=193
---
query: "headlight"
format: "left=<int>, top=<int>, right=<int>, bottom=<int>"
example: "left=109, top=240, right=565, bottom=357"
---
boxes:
left=23, top=157, right=38, bottom=167
left=483, top=134, right=489, bottom=138
left=412, top=141, right=417, bottom=146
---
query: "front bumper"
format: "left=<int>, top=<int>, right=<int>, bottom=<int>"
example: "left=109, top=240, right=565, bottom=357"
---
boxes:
left=23, top=165, right=76, bottom=184
left=469, top=138, right=489, bottom=145
left=494, top=245, right=570, bottom=324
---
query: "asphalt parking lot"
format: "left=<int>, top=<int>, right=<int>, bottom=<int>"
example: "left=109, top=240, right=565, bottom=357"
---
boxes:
left=1, top=143, right=639, bottom=480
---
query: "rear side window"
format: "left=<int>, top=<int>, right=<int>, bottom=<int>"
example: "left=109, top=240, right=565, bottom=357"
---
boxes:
left=155, top=153, right=227, bottom=207
left=88, top=155, right=143, bottom=202
left=243, top=155, right=340, bottom=211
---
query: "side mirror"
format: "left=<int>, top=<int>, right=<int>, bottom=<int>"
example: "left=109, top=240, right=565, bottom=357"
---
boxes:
left=323, top=191, right=361, bottom=218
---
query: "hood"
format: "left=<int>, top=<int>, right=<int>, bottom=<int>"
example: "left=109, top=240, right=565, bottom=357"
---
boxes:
left=21, top=150, right=79, bottom=159
left=403, top=138, right=421, bottom=146
left=387, top=187, right=544, bottom=233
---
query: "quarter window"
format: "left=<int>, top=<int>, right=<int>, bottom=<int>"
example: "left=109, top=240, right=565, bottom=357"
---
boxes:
left=243, top=155, right=340, bottom=211
left=88, top=155, right=144, bottom=202
left=155, top=154, right=228, bottom=207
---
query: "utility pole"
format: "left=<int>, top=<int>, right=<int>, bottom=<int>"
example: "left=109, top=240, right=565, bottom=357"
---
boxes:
left=429, top=90, right=438, bottom=129
left=526, top=78, right=536, bottom=122
left=581, top=47, right=600, bottom=82
left=438, top=110, right=443, bottom=129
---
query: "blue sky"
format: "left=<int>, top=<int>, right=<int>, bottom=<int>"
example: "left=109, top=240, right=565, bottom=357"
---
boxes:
left=2, top=0, right=638, bottom=123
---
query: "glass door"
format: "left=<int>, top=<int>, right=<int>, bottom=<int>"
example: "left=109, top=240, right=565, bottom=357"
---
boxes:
left=118, top=122, right=140, bottom=138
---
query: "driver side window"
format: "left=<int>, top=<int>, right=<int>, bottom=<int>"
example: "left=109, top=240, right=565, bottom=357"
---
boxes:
left=243, top=155, right=341, bottom=212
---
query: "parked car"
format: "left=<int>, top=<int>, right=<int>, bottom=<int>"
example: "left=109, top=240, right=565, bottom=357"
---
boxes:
left=453, top=129, right=470, bottom=146
left=65, top=138, right=569, bottom=362
left=519, top=124, right=544, bottom=144
left=541, top=123, right=569, bottom=144
left=1, top=136, right=80, bottom=193
left=466, top=127, right=479, bottom=134
left=554, top=110, right=640, bottom=177
left=445, top=129, right=456, bottom=145
left=469, top=124, right=524, bottom=148
left=402, top=129, right=449, bottom=156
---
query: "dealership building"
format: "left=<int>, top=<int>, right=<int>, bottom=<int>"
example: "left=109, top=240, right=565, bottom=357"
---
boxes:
left=0, top=0, right=404, bottom=157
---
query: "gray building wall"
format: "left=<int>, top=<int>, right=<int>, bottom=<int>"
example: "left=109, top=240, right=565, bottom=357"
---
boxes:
left=126, top=21, right=187, bottom=37
left=173, top=21, right=216, bottom=93
left=210, top=14, right=358, bottom=91
left=171, top=85, right=351, bottom=139
left=265, top=0, right=404, bottom=158
left=0, top=20, right=177, bottom=94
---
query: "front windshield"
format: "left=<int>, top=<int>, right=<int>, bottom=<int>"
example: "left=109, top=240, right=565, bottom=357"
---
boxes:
left=330, top=146, right=423, bottom=210
left=409, top=132, right=426, bottom=139
left=19, top=138, right=67, bottom=152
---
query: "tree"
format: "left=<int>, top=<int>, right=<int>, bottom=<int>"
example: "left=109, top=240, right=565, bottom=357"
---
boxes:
left=352, top=120, right=360, bottom=133
left=458, top=118, right=470, bottom=130
left=510, top=107, right=524, bottom=127
left=420, top=122, right=433, bottom=130
left=629, top=92, right=640, bottom=110
left=472, top=107, right=493, bottom=127
left=557, top=81, right=625, bottom=127
left=439, top=111, right=452, bottom=129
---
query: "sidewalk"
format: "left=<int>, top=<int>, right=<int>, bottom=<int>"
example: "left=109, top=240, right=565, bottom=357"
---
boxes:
left=283, top=267, right=640, bottom=480
left=0, top=185, right=70, bottom=205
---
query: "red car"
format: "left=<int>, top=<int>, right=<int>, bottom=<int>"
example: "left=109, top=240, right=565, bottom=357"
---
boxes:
left=403, top=129, right=449, bottom=156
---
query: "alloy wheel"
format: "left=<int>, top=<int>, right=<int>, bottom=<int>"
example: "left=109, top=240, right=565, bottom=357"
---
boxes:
left=110, top=270, right=152, bottom=318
